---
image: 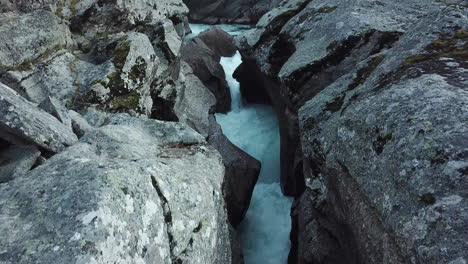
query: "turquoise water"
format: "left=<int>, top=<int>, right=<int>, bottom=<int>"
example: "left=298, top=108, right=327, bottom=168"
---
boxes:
left=189, top=24, right=294, bottom=264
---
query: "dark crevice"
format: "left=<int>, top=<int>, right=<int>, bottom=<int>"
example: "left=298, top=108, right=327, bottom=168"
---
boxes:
left=325, top=94, right=345, bottom=113
left=0, top=137, right=11, bottom=153
left=268, top=34, right=297, bottom=76
left=150, top=175, right=177, bottom=262
left=372, top=128, right=393, bottom=155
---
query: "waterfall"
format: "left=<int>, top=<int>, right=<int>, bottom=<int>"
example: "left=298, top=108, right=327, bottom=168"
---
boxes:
left=220, top=53, right=243, bottom=111
left=190, top=24, right=293, bottom=264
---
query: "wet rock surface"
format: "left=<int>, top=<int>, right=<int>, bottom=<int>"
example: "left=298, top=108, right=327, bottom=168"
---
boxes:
left=175, top=60, right=260, bottom=237
left=198, top=27, right=237, bottom=57
left=236, top=0, right=468, bottom=262
left=181, top=32, right=232, bottom=113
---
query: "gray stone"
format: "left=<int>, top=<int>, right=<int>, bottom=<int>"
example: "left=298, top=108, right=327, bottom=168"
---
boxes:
left=0, top=114, right=231, bottom=264
left=236, top=0, right=468, bottom=262
left=183, top=0, right=282, bottom=24
left=181, top=37, right=231, bottom=113
left=69, top=110, right=93, bottom=138
left=298, top=4, right=468, bottom=264
left=174, top=61, right=217, bottom=138
left=198, top=27, right=237, bottom=57
left=2, top=33, right=158, bottom=117
left=82, top=32, right=158, bottom=116
left=0, top=83, right=78, bottom=153
left=38, top=96, right=72, bottom=130
left=174, top=62, right=260, bottom=228
left=0, top=50, right=113, bottom=105
left=235, top=0, right=446, bottom=195
left=68, top=0, right=189, bottom=39
left=208, top=116, right=260, bottom=227
left=0, top=144, right=40, bottom=183
left=0, top=10, right=73, bottom=69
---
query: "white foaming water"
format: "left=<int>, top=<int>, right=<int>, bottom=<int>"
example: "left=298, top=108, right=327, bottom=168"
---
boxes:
left=187, top=24, right=251, bottom=39
left=189, top=23, right=294, bottom=264
left=220, top=53, right=243, bottom=111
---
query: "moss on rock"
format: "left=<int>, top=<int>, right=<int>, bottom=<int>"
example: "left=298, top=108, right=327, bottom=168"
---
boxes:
left=112, top=41, right=131, bottom=70
left=403, top=31, right=468, bottom=65
left=111, top=91, right=140, bottom=111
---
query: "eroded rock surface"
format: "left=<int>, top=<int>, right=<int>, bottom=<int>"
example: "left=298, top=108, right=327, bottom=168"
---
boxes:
left=236, top=0, right=468, bottom=262
left=0, top=10, right=73, bottom=69
left=0, top=1, right=246, bottom=262
left=0, top=114, right=231, bottom=264
left=0, top=83, right=78, bottom=153
left=183, top=0, right=282, bottom=24
left=181, top=34, right=231, bottom=113
left=175, top=61, right=260, bottom=229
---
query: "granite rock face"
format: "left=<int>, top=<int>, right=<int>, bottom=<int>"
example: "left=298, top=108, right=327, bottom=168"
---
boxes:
left=235, top=0, right=447, bottom=195
left=0, top=114, right=231, bottom=264
left=38, top=96, right=72, bottom=130
left=0, top=0, right=189, bottom=119
left=0, top=83, right=78, bottom=153
left=181, top=34, right=231, bottom=113
left=0, top=1, right=248, bottom=263
left=0, top=144, right=40, bottom=183
left=0, top=10, right=73, bottom=69
left=183, top=0, right=282, bottom=24
left=236, top=0, right=468, bottom=262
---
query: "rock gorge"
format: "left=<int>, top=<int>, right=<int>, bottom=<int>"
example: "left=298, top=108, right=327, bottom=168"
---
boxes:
left=0, top=0, right=467, bottom=263
left=235, top=0, right=468, bottom=263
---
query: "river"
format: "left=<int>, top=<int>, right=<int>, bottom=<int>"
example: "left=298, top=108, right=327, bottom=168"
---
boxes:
left=189, top=24, right=293, bottom=264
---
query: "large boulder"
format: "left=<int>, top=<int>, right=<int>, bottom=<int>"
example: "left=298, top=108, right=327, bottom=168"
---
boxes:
left=183, top=0, right=282, bottom=24
left=0, top=83, right=78, bottom=153
left=68, top=0, right=188, bottom=36
left=0, top=10, right=73, bottom=70
left=208, top=117, right=260, bottom=227
left=175, top=61, right=217, bottom=138
left=181, top=37, right=231, bottom=113
left=2, top=33, right=158, bottom=117
left=0, top=114, right=231, bottom=264
left=198, top=27, right=237, bottom=57
left=38, top=96, right=72, bottom=130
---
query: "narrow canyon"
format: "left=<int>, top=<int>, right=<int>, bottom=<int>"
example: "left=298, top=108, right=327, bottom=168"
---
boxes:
left=0, top=0, right=467, bottom=264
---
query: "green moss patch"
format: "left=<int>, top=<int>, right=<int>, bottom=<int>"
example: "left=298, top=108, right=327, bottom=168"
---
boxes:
left=129, top=57, right=147, bottom=83
left=111, top=90, right=140, bottom=111
left=404, top=32, right=468, bottom=65
left=112, top=41, right=131, bottom=70
left=8, top=45, right=65, bottom=72
left=70, top=0, right=80, bottom=16
left=316, top=6, right=337, bottom=13
left=106, top=72, right=126, bottom=95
